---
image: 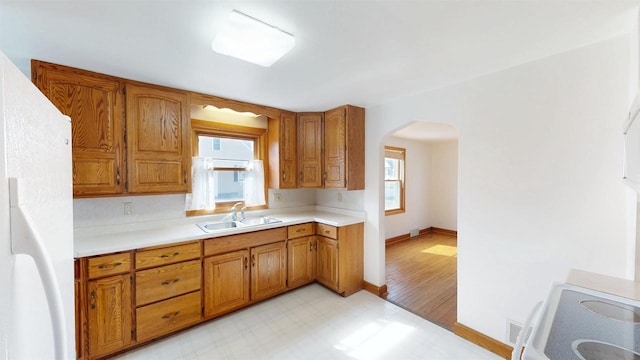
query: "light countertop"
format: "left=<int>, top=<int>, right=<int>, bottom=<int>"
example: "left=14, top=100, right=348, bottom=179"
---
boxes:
left=74, top=207, right=365, bottom=258
left=566, top=269, right=640, bottom=301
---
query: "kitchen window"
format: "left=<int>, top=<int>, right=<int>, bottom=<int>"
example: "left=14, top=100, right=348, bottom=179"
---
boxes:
left=385, top=146, right=405, bottom=215
left=186, top=120, right=268, bottom=215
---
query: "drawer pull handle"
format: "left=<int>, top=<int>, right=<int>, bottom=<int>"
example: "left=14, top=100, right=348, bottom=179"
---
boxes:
left=282, top=170, right=286, bottom=181
left=252, top=254, right=255, bottom=267
left=98, top=262, right=122, bottom=269
left=161, top=278, right=180, bottom=286
left=160, top=252, right=180, bottom=258
left=161, top=311, right=180, bottom=319
left=324, top=230, right=331, bottom=234
left=309, top=241, right=313, bottom=252
left=296, top=229, right=306, bottom=233
left=244, top=256, right=248, bottom=270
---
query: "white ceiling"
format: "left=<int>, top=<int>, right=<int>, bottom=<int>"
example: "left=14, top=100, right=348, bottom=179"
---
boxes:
left=1, top=1, right=637, bottom=141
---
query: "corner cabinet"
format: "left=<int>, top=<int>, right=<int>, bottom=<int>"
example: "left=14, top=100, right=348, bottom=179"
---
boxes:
left=31, top=60, right=125, bottom=197
left=125, top=83, right=190, bottom=194
left=297, top=112, right=324, bottom=188
left=268, top=112, right=297, bottom=189
left=324, top=105, right=365, bottom=190
left=316, top=222, right=364, bottom=296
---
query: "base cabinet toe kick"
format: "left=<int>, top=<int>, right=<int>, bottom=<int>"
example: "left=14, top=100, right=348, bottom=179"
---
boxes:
left=74, top=221, right=363, bottom=359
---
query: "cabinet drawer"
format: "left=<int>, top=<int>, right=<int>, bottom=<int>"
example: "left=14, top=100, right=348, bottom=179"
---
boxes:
left=136, top=241, right=200, bottom=270
left=287, top=223, right=314, bottom=239
left=135, top=260, right=201, bottom=306
left=204, top=227, right=287, bottom=256
left=136, top=291, right=201, bottom=342
left=316, top=223, right=337, bottom=239
left=87, top=252, right=131, bottom=279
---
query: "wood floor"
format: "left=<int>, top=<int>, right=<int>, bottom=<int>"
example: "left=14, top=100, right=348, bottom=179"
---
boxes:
left=385, top=232, right=457, bottom=331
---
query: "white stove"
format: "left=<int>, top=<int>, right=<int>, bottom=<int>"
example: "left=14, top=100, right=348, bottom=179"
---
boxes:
left=523, top=282, right=640, bottom=359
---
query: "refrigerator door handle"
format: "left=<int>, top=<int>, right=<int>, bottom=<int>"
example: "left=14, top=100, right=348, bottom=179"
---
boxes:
left=9, top=177, right=68, bottom=360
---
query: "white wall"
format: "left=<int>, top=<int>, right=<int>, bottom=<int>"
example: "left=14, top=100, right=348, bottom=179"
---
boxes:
left=430, top=140, right=458, bottom=231
left=364, top=35, right=632, bottom=343
left=383, top=136, right=432, bottom=239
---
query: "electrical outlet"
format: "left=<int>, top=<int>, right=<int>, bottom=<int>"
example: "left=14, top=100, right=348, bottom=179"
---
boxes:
left=274, top=193, right=281, bottom=201
left=123, top=202, right=132, bottom=215
left=337, top=192, right=343, bottom=202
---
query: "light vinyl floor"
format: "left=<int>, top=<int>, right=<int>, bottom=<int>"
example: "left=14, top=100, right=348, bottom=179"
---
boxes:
left=114, top=284, right=501, bottom=360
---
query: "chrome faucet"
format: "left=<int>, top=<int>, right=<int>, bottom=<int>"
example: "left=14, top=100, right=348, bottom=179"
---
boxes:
left=231, top=202, right=245, bottom=221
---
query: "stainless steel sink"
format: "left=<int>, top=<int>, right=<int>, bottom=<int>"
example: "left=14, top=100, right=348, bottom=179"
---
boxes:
left=197, top=221, right=244, bottom=233
left=239, top=216, right=282, bottom=226
left=196, top=216, right=281, bottom=233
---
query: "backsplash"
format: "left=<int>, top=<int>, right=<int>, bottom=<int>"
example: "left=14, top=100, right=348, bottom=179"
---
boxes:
left=72, top=188, right=359, bottom=228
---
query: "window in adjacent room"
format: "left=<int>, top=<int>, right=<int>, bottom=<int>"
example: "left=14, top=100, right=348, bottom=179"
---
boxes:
left=385, top=146, right=405, bottom=215
left=186, top=120, right=268, bottom=215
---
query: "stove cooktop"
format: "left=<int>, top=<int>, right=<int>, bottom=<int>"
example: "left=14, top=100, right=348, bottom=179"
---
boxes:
left=523, top=284, right=640, bottom=360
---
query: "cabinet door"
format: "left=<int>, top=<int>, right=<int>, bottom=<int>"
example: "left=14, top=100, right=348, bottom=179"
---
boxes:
left=280, top=112, right=298, bottom=188
left=297, top=113, right=323, bottom=188
left=251, top=241, right=287, bottom=301
left=287, top=236, right=316, bottom=289
left=125, top=83, right=189, bottom=194
left=324, top=107, right=346, bottom=188
left=316, top=236, right=339, bottom=292
left=203, top=250, right=250, bottom=318
left=32, top=60, right=125, bottom=197
left=87, top=274, right=132, bottom=358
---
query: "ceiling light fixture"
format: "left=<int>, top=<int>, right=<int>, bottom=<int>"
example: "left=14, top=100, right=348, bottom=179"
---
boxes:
left=211, top=10, right=295, bottom=67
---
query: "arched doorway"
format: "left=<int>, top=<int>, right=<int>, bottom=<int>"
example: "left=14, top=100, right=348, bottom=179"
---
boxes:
left=382, top=121, right=459, bottom=331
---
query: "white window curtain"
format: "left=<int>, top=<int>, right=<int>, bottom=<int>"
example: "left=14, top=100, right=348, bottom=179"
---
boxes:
left=185, top=157, right=216, bottom=211
left=244, top=160, right=265, bottom=206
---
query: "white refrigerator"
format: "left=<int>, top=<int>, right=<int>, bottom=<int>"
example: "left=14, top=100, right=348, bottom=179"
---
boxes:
left=0, top=52, right=75, bottom=359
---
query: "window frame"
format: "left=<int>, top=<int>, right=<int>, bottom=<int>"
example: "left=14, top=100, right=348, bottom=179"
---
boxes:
left=187, top=119, right=268, bottom=216
left=384, top=146, right=406, bottom=216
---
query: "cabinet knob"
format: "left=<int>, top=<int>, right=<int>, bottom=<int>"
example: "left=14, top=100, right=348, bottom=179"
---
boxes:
left=183, top=170, right=187, bottom=184
left=282, top=171, right=286, bottom=181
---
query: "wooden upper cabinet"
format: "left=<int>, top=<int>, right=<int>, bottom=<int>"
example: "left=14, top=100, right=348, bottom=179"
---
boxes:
left=125, top=83, right=190, bottom=194
left=297, top=112, right=324, bottom=188
left=268, top=112, right=297, bottom=189
left=324, top=105, right=365, bottom=190
left=31, top=60, right=125, bottom=197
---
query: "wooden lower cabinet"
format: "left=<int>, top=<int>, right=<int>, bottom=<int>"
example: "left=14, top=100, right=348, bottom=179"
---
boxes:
left=136, top=291, right=202, bottom=342
left=203, top=249, right=250, bottom=318
left=77, top=221, right=363, bottom=358
left=316, top=236, right=339, bottom=291
left=316, top=222, right=364, bottom=297
left=287, top=236, right=316, bottom=289
left=251, top=241, right=287, bottom=301
left=87, top=274, right=132, bottom=359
